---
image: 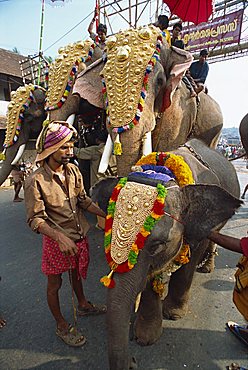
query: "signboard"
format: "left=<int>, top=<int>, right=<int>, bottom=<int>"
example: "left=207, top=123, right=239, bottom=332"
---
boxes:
left=181, top=9, right=244, bottom=53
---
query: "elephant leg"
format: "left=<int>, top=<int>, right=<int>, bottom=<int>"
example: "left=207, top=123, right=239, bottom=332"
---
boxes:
left=134, top=280, right=163, bottom=346
left=163, top=240, right=208, bottom=320
left=196, top=241, right=217, bottom=273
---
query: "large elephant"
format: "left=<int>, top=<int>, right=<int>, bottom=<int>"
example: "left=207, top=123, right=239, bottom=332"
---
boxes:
left=73, top=25, right=223, bottom=177
left=239, top=113, right=248, bottom=199
left=239, top=113, right=248, bottom=155
left=91, top=138, right=241, bottom=370
left=0, top=85, right=47, bottom=184
left=0, top=40, right=103, bottom=185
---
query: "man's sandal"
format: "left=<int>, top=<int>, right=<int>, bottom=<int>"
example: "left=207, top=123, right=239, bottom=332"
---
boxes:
left=78, top=301, right=107, bottom=317
left=56, top=324, right=86, bottom=347
left=226, top=363, right=248, bottom=370
left=226, top=321, right=248, bottom=347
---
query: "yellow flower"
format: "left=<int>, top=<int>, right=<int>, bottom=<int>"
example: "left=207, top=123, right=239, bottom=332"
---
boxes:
left=128, top=261, right=134, bottom=269
left=151, top=211, right=161, bottom=219
left=136, top=152, right=157, bottom=166
left=132, top=243, right=139, bottom=254
left=140, top=227, right=150, bottom=237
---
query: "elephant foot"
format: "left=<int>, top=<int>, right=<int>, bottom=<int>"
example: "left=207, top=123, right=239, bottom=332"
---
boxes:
left=196, top=251, right=216, bottom=273
left=162, top=296, right=188, bottom=320
left=134, top=315, right=163, bottom=346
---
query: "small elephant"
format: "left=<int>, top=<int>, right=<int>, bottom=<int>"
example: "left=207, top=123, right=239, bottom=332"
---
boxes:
left=91, top=138, right=241, bottom=370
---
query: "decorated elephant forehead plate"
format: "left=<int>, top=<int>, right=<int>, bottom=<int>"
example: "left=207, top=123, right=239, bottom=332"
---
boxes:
left=45, top=40, right=93, bottom=109
left=111, top=181, right=158, bottom=264
left=102, top=25, right=161, bottom=129
left=4, top=84, right=36, bottom=148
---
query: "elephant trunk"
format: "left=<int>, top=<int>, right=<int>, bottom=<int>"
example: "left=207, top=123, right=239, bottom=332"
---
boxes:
left=106, top=251, right=150, bottom=370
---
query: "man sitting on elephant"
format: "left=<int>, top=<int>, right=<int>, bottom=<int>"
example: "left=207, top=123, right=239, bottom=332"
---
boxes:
left=24, top=121, right=107, bottom=347
left=188, top=48, right=209, bottom=94
left=171, top=22, right=196, bottom=98
left=154, top=14, right=171, bottom=45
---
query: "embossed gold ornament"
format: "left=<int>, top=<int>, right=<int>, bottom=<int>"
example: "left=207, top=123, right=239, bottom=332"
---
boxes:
left=111, top=181, right=157, bottom=264
left=45, top=40, right=92, bottom=108
left=4, top=84, right=34, bottom=148
left=102, top=25, right=160, bottom=128
left=138, top=27, right=152, bottom=40
left=106, top=35, right=117, bottom=49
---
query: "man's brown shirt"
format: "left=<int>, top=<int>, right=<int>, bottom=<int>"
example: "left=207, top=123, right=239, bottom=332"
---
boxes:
left=24, top=162, right=92, bottom=241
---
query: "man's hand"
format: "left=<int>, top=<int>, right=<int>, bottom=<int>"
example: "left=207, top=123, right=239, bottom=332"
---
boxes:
left=56, top=232, right=78, bottom=256
left=94, top=8, right=99, bottom=19
left=38, top=223, right=78, bottom=257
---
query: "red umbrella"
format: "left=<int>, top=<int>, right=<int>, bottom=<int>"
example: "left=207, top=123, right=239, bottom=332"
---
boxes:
left=163, top=0, right=215, bottom=25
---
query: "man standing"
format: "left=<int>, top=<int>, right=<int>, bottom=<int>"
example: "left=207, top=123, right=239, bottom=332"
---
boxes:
left=189, top=49, right=209, bottom=93
left=11, top=163, right=25, bottom=202
left=24, top=121, right=106, bottom=347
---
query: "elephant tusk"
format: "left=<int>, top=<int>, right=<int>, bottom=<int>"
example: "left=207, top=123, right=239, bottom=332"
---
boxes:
left=142, top=131, right=152, bottom=156
left=66, top=114, right=75, bottom=126
left=135, top=292, right=142, bottom=313
left=98, top=134, right=113, bottom=174
left=11, top=143, right=26, bottom=165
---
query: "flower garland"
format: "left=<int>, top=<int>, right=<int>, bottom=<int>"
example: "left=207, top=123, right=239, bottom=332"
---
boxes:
left=102, top=36, right=162, bottom=135
left=136, top=152, right=195, bottom=186
left=152, top=243, right=190, bottom=297
left=136, top=151, right=194, bottom=296
left=101, top=177, right=167, bottom=288
left=45, top=43, right=95, bottom=112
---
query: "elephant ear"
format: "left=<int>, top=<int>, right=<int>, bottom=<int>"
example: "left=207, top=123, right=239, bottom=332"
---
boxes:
left=181, top=184, right=242, bottom=246
left=161, top=46, right=193, bottom=111
left=90, top=177, right=120, bottom=214
left=73, top=60, right=104, bottom=109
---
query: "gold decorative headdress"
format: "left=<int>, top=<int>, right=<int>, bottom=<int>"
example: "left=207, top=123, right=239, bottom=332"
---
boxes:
left=101, top=25, right=161, bottom=130
left=45, top=40, right=95, bottom=111
left=3, top=84, right=44, bottom=149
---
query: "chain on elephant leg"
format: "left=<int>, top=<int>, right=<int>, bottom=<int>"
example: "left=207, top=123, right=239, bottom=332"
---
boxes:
left=196, top=242, right=218, bottom=273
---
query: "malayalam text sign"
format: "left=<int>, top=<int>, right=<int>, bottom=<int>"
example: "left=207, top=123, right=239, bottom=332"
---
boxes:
left=181, top=9, right=244, bottom=53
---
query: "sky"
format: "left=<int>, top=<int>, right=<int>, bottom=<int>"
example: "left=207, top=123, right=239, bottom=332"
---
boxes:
left=0, top=0, right=247, bottom=129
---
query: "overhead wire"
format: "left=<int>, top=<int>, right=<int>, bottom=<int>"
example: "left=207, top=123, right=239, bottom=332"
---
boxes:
left=43, top=11, right=93, bottom=53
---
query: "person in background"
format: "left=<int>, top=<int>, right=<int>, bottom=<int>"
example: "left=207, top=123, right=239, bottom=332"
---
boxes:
left=208, top=230, right=248, bottom=356
left=74, top=129, right=116, bottom=188
left=170, top=22, right=196, bottom=98
left=154, top=14, right=171, bottom=46
left=88, top=8, right=107, bottom=51
left=171, top=22, right=184, bottom=49
left=11, top=163, right=25, bottom=202
left=241, top=184, right=248, bottom=200
left=24, top=121, right=107, bottom=347
left=188, top=48, right=209, bottom=94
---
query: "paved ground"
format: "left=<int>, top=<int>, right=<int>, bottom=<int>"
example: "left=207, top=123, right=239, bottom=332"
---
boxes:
left=0, top=159, right=247, bottom=370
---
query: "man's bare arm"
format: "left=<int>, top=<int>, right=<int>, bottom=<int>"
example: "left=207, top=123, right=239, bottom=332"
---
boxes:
left=208, top=230, right=242, bottom=254
left=86, top=202, right=106, bottom=218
